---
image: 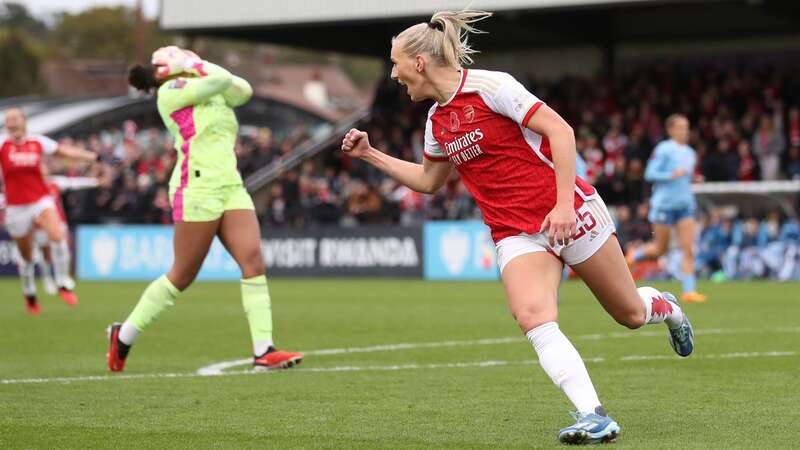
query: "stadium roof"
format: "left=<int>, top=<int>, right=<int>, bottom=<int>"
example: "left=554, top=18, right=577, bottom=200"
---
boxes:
left=0, top=96, right=332, bottom=138
left=161, top=0, right=800, bottom=56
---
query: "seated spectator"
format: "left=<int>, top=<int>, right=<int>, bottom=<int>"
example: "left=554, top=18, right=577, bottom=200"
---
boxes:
left=345, top=180, right=383, bottom=225
left=786, top=145, right=800, bottom=180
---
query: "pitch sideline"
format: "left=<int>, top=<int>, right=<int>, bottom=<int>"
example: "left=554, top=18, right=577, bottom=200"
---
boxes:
left=1, top=326, right=798, bottom=385
left=196, top=326, right=800, bottom=375
left=1, top=351, right=796, bottom=385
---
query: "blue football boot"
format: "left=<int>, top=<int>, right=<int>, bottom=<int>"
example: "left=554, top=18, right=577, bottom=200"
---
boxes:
left=662, top=291, right=694, bottom=357
left=557, top=407, right=620, bottom=445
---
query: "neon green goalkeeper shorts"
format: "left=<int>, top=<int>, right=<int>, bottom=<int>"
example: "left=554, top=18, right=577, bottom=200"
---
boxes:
left=169, top=184, right=255, bottom=222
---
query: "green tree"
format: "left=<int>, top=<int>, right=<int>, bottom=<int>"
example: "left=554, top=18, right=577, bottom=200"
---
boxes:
left=0, top=29, right=45, bottom=96
left=50, top=6, right=172, bottom=62
left=0, top=2, right=48, bottom=39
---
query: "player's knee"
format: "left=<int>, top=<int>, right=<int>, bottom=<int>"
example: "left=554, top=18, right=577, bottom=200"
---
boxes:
left=167, top=270, right=197, bottom=291
left=513, top=305, right=557, bottom=332
left=48, top=228, right=66, bottom=242
left=615, top=308, right=645, bottom=329
left=239, top=249, right=265, bottom=278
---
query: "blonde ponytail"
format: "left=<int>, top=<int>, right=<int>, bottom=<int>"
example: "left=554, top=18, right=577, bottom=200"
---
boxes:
left=395, top=10, right=492, bottom=68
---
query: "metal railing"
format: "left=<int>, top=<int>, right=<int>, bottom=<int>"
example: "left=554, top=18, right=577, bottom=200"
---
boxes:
left=244, top=106, right=372, bottom=193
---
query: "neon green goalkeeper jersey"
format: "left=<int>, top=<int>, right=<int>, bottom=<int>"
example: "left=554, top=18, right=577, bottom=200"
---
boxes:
left=156, top=61, right=253, bottom=191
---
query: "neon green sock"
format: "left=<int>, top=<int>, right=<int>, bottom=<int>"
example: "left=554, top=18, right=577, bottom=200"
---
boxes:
left=241, top=275, right=273, bottom=355
left=127, top=275, right=179, bottom=332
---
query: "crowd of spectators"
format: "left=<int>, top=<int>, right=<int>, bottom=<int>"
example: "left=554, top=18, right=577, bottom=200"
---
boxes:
left=4, top=59, right=800, bottom=279
left=256, top=59, right=800, bottom=280
left=261, top=60, right=800, bottom=227
left=618, top=206, right=800, bottom=281
left=30, top=121, right=310, bottom=225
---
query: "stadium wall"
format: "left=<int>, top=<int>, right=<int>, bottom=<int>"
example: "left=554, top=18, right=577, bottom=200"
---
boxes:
left=0, top=231, right=18, bottom=276
left=71, top=223, right=498, bottom=280
left=75, top=224, right=428, bottom=280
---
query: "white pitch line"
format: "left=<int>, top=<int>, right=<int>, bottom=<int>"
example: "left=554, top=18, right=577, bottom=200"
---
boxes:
left=196, top=327, right=798, bottom=375
left=1, top=351, right=797, bottom=386
left=621, top=350, right=798, bottom=361
left=196, top=336, right=523, bottom=375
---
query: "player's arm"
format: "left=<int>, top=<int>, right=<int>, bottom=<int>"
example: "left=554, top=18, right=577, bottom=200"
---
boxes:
left=35, top=135, right=96, bottom=163
left=55, top=144, right=98, bottom=163
left=525, top=105, right=578, bottom=246
left=341, top=129, right=452, bottom=194
left=50, top=175, right=100, bottom=191
left=525, top=105, right=577, bottom=209
left=222, top=74, right=253, bottom=107
left=644, top=146, right=677, bottom=181
left=158, top=61, right=234, bottom=111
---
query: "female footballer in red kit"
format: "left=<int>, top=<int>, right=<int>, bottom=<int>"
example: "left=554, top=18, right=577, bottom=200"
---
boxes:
left=341, top=10, right=694, bottom=445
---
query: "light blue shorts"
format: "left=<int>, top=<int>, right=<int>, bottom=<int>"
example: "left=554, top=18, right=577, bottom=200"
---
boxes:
left=648, top=207, right=695, bottom=225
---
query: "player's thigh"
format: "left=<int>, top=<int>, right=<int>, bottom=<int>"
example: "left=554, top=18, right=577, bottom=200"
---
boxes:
left=571, top=234, right=645, bottom=329
left=168, top=220, right=220, bottom=289
left=501, top=251, right=562, bottom=332
left=218, top=209, right=264, bottom=278
left=217, top=186, right=263, bottom=276
left=675, top=216, right=696, bottom=253
left=4, top=205, right=36, bottom=242
left=33, top=207, right=65, bottom=242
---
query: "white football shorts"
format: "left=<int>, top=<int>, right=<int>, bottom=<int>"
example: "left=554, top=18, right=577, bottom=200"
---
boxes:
left=495, top=196, right=616, bottom=273
left=4, top=196, right=55, bottom=238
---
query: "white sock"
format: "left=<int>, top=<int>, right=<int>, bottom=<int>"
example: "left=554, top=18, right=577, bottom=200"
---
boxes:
left=40, top=260, right=56, bottom=288
left=40, top=260, right=53, bottom=279
left=119, top=320, right=141, bottom=346
left=254, top=339, right=274, bottom=356
left=637, top=286, right=684, bottom=329
left=526, top=322, right=601, bottom=415
left=49, top=240, right=72, bottom=288
left=18, top=260, right=36, bottom=296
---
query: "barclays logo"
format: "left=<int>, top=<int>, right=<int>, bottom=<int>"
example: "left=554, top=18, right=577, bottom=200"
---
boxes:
left=440, top=227, right=469, bottom=275
left=91, top=232, right=117, bottom=276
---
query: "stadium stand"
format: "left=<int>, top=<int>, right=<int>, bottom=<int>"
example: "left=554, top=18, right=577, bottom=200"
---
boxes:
left=6, top=59, right=794, bottom=280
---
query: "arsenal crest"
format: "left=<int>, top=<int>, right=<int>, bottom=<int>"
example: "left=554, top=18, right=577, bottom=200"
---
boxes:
left=463, top=105, right=475, bottom=123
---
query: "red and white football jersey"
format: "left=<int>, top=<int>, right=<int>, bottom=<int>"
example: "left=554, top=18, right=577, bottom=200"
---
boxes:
left=424, top=69, right=596, bottom=242
left=46, top=181, right=67, bottom=223
left=0, top=133, right=58, bottom=206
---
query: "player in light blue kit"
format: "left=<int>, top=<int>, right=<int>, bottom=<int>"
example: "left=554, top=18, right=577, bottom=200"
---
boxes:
left=628, top=114, right=707, bottom=303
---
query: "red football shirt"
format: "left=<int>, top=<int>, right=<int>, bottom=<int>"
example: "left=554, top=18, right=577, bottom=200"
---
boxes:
left=46, top=181, right=67, bottom=223
left=424, top=69, right=596, bottom=242
left=0, top=133, right=58, bottom=206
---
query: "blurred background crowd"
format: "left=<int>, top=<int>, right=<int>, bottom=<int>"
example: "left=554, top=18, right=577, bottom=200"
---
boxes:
left=1, top=2, right=799, bottom=280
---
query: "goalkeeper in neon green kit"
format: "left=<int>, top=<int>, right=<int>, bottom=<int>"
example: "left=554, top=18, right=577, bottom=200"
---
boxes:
left=107, top=46, right=302, bottom=371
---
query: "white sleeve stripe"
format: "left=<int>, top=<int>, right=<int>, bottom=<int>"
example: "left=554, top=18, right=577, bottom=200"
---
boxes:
left=467, top=72, right=503, bottom=89
left=464, top=80, right=501, bottom=97
left=466, top=75, right=502, bottom=88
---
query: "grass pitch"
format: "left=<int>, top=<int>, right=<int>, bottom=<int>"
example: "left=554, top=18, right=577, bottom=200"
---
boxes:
left=1, top=278, right=798, bottom=449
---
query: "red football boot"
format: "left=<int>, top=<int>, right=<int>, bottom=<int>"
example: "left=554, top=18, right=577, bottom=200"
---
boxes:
left=106, top=323, right=129, bottom=372
left=253, top=347, right=303, bottom=370
left=58, top=287, right=78, bottom=306
left=25, top=295, right=41, bottom=315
